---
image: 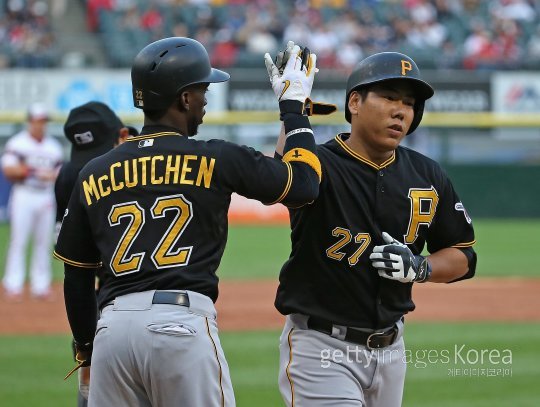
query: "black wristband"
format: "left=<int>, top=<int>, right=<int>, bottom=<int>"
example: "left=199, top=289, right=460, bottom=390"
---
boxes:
left=73, top=340, right=93, bottom=352
left=279, top=100, right=304, bottom=115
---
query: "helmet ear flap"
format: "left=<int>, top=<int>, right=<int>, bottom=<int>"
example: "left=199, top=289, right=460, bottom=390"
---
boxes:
left=408, top=100, right=425, bottom=135
left=344, top=89, right=356, bottom=123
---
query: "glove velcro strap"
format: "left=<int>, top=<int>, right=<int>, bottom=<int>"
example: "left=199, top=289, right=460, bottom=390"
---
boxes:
left=304, top=98, right=337, bottom=116
left=282, top=148, right=322, bottom=182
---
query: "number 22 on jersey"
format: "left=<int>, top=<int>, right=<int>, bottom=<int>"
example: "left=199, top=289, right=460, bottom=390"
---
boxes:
left=108, top=194, right=193, bottom=275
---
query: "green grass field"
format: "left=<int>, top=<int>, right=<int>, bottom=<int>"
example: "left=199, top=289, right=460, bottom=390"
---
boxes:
left=0, top=218, right=533, bottom=281
left=0, top=323, right=539, bottom=406
left=1, top=219, right=539, bottom=406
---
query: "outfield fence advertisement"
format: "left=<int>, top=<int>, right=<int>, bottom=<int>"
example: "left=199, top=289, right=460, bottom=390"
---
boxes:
left=0, top=70, right=227, bottom=117
left=492, top=72, right=540, bottom=113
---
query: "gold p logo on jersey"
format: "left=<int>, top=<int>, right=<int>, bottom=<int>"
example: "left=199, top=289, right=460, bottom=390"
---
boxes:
left=404, top=186, right=439, bottom=244
left=401, top=60, right=412, bottom=76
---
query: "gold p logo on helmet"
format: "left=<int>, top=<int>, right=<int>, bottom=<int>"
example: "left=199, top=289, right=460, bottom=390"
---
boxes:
left=401, top=60, right=412, bottom=76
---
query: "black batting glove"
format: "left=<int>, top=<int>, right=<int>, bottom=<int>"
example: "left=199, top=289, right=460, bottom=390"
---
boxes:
left=369, top=232, right=432, bottom=283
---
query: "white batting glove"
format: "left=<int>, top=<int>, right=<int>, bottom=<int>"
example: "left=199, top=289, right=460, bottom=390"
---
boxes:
left=275, top=40, right=295, bottom=74
left=264, top=45, right=317, bottom=104
left=369, top=232, right=432, bottom=283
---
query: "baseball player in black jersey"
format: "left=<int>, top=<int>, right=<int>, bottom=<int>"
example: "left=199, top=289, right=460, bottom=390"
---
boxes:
left=54, top=37, right=321, bottom=407
left=273, top=50, right=477, bottom=406
left=55, top=101, right=132, bottom=232
left=54, top=101, right=132, bottom=406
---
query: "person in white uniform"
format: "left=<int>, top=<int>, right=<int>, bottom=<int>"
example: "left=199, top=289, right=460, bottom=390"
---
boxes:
left=1, top=103, right=63, bottom=300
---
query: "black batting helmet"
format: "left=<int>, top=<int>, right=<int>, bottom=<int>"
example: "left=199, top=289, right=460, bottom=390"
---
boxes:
left=131, top=37, right=230, bottom=110
left=345, top=52, right=434, bottom=134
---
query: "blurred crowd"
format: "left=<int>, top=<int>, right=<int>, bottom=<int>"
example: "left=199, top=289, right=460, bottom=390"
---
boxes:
left=3, top=0, right=540, bottom=71
left=89, top=0, right=540, bottom=71
left=0, top=0, right=63, bottom=68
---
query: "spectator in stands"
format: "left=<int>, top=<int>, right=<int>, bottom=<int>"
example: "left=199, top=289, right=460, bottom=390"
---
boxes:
left=492, top=18, right=522, bottom=68
left=3, top=0, right=59, bottom=67
left=86, top=0, right=114, bottom=32
left=463, top=20, right=499, bottom=69
left=119, top=4, right=141, bottom=33
left=491, top=0, right=536, bottom=22
left=406, top=17, right=447, bottom=49
left=335, top=40, right=363, bottom=70
left=211, top=28, right=239, bottom=67
left=406, top=0, right=438, bottom=24
left=140, top=3, right=163, bottom=32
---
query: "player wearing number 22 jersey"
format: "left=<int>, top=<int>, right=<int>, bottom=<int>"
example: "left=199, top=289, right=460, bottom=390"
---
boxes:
left=54, top=37, right=320, bottom=407
left=54, top=125, right=320, bottom=310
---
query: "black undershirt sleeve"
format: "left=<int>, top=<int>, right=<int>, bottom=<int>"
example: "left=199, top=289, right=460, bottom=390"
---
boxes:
left=448, top=247, right=477, bottom=283
left=64, top=264, right=98, bottom=345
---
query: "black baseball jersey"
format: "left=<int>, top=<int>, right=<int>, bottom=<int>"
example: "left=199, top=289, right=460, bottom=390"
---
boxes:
left=55, top=161, right=83, bottom=222
left=55, top=123, right=320, bottom=309
left=275, top=133, right=476, bottom=329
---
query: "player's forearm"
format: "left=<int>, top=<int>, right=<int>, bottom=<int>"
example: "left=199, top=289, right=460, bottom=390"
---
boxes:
left=279, top=109, right=321, bottom=205
left=2, top=164, right=29, bottom=182
left=425, top=247, right=470, bottom=283
left=64, top=264, right=98, bottom=345
left=281, top=162, right=320, bottom=206
left=275, top=123, right=286, bottom=157
left=281, top=108, right=316, bottom=156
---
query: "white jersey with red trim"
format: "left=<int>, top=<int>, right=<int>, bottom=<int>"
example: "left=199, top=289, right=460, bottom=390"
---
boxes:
left=1, top=130, right=63, bottom=190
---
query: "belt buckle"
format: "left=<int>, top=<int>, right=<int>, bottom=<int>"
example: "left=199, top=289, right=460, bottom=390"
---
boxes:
left=367, top=331, right=386, bottom=350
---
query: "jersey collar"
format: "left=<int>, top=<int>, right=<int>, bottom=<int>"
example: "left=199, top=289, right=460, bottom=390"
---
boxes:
left=127, top=131, right=181, bottom=142
left=127, top=125, right=183, bottom=142
left=335, top=133, right=395, bottom=170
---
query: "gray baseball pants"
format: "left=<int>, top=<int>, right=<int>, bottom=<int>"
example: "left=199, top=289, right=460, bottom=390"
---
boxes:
left=87, top=289, right=235, bottom=407
left=279, top=314, right=406, bottom=407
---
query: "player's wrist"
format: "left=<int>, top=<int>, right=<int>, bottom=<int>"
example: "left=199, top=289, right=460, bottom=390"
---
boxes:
left=282, top=112, right=311, bottom=136
left=414, top=255, right=432, bottom=283
left=279, top=100, right=305, bottom=116
left=19, top=165, right=30, bottom=179
left=73, top=340, right=93, bottom=366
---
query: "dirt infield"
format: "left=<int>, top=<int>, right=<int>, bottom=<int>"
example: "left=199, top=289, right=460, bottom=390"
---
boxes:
left=1, top=278, right=539, bottom=335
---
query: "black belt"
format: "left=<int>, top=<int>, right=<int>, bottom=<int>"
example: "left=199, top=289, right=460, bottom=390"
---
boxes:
left=307, top=317, right=398, bottom=349
left=152, top=291, right=190, bottom=307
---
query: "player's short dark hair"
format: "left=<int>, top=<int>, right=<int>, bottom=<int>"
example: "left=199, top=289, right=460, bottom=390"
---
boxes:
left=142, top=86, right=196, bottom=119
left=349, top=86, right=369, bottom=102
left=143, top=108, right=168, bottom=121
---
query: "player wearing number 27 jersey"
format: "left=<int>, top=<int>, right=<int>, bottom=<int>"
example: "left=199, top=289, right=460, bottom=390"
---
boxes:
left=274, top=50, right=477, bottom=407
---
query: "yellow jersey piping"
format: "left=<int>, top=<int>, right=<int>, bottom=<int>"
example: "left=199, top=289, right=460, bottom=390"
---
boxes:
left=53, top=251, right=102, bottom=268
left=335, top=134, right=395, bottom=170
